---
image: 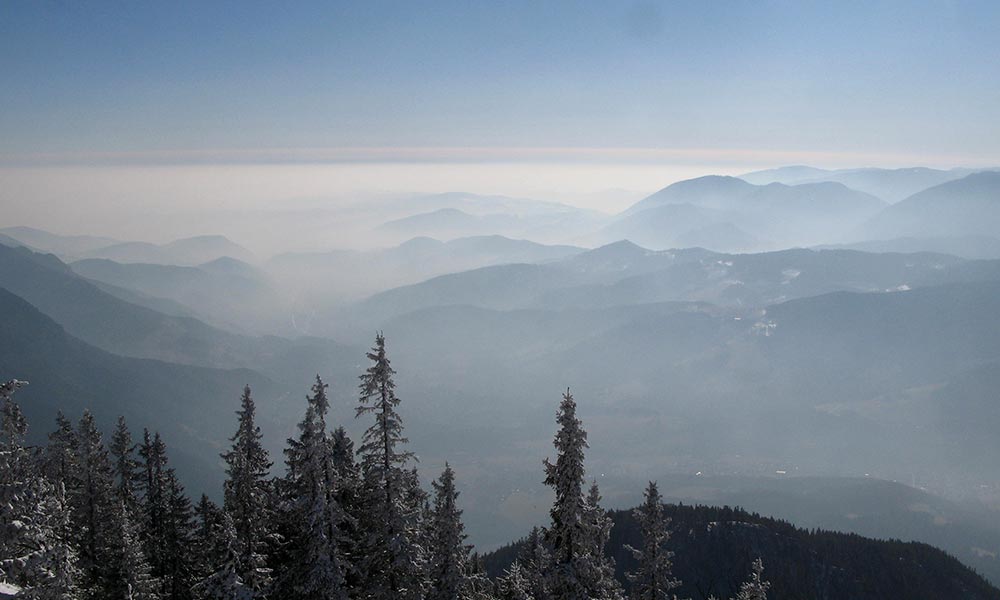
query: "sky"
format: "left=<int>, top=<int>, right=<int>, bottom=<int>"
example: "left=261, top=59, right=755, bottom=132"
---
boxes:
left=3, top=0, right=1000, bottom=162
left=1, top=0, right=1000, bottom=225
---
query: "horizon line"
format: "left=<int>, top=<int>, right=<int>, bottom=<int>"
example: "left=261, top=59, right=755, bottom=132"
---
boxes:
left=2, top=146, right=997, bottom=170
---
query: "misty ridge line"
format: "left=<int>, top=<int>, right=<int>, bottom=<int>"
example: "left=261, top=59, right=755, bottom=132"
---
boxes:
left=5, top=165, right=999, bottom=255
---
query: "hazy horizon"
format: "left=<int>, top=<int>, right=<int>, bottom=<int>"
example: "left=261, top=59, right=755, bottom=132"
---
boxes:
left=4, top=157, right=997, bottom=251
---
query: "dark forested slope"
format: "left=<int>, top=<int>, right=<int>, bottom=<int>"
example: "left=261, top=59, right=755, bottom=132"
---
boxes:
left=485, top=503, right=1000, bottom=600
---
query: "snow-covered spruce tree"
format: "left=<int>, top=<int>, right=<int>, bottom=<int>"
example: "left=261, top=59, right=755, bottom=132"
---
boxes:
left=139, top=430, right=170, bottom=582
left=0, top=381, right=27, bottom=451
left=0, top=380, right=80, bottom=599
left=104, top=501, right=160, bottom=600
left=192, top=495, right=224, bottom=585
left=278, top=376, right=348, bottom=600
left=625, top=481, right=680, bottom=600
left=43, top=412, right=75, bottom=486
left=2, top=480, right=80, bottom=599
left=426, top=464, right=470, bottom=600
left=403, top=465, right=430, bottom=581
left=517, top=527, right=550, bottom=600
left=137, top=431, right=197, bottom=599
left=330, top=426, right=360, bottom=507
left=161, top=469, right=196, bottom=600
left=497, top=561, right=535, bottom=600
left=70, top=410, right=117, bottom=595
left=329, top=425, right=363, bottom=591
left=110, top=416, right=141, bottom=509
left=464, top=551, right=496, bottom=600
left=221, top=385, right=274, bottom=596
left=293, top=482, right=345, bottom=600
left=580, top=482, right=624, bottom=600
left=21, top=483, right=79, bottom=600
left=542, top=388, right=592, bottom=600
left=355, top=333, right=424, bottom=600
left=194, top=514, right=255, bottom=600
left=734, top=559, right=769, bottom=600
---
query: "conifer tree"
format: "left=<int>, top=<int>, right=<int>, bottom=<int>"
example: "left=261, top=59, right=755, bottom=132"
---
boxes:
left=161, top=470, right=196, bottom=600
left=110, top=416, right=141, bottom=509
left=43, top=412, right=75, bottom=486
left=3, top=479, right=79, bottom=600
left=139, top=430, right=170, bottom=583
left=543, top=389, right=590, bottom=600
left=580, top=482, right=623, bottom=600
left=625, top=482, right=680, bottom=600
left=70, top=410, right=117, bottom=594
left=517, top=527, right=550, bottom=600
left=330, top=427, right=360, bottom=508
left=195, top=514, right=255, bottom=600
left=0, top=381, right=27, bottom=452
left=221, top=386, right=273, bottom=596
left=357, top=334, right=415, bottom=476
left=329, top=426, right=363, bottom=590
left=293, top=479, right=345, bottom=600
left=464, top=551, right=496, bottom=600
left=280, top=376, right=348, bottom=600
left=734, top=559, right=769, bottom=600
left=192, top=495, right=224, bottom=584
left=105, top=501, right=160, bottom=600
left=137, top=431, right=197, bottom=599
left=0, top=380, right=80, bottom=599
left=497, top=561, right=535, bottom=600
left=427, top=464, right=470, bottom=600
left=355, top=333, right=424, bottom=600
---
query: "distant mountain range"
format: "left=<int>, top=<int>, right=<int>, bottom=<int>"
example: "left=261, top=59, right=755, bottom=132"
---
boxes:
left=817, top=235, right=1000, bottom=260
left=4, top=169, right=1000, bottom=582
left=70, top=256, right=289, bottom=335
left=601, top=176, right=886, bottom=251
left=740, top=165, right=994, bottom=203
left=10, top=166, right=994, bottom=266
left=0, top=226, right=255, bottom=265
left=592, top=169, right=1000, bottom=254
left=371, top=192, right=610, bottom=246
left=0, top=225, right=120, bottom=255
left=859, top=171, right=1000, bottom=240
left=378, top=207, right=524, bottom=240
left=0, top=244, right=357, bottom=386
left=348, top=243, right=978, bottom=324
left=378, top=191, right=583, bottom=218
left=266, top=234, right=585, bottom=318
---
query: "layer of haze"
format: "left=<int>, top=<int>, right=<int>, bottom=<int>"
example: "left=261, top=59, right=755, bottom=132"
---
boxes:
left=0, top=160, right=770, bottom=251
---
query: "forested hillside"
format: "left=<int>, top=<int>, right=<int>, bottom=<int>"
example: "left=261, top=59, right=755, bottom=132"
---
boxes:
left=486, top=504, right=1000, bottom=600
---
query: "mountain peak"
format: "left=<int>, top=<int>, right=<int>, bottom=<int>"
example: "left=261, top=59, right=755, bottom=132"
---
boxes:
left=624, top=175, right=755, bottom=215
left=586, top=239, right=648, bottom=257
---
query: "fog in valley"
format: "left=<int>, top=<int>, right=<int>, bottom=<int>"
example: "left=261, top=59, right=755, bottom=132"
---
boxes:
left=5, top=159, right=1000, bottom=583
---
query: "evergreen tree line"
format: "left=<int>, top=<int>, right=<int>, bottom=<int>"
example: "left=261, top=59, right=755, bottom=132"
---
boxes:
left=0, top=334, right=768, bottom=600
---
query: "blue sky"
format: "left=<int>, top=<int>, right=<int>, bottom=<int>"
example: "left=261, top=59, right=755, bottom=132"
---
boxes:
left=2, top=0, right=1000, bottom=165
